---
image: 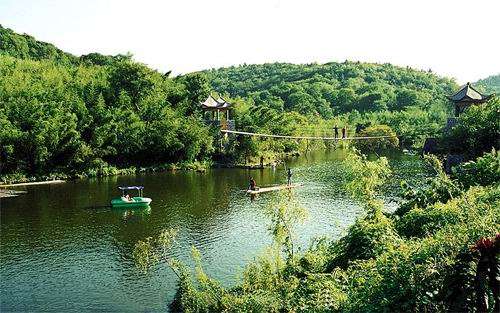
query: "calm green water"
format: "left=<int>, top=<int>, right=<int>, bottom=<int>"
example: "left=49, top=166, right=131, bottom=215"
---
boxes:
left=0, top=151, right=426, bottom=312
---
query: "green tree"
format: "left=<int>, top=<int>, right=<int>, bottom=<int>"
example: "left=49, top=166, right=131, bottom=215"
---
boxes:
left=444, top=97, right=499, bottom=158
left=355, top=124, right=399, bottom=152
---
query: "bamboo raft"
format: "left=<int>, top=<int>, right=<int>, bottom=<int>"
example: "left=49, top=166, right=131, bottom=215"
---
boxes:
left=246, top=183, right=302, bottom=195
left=0, top=189, right=27, bottom=198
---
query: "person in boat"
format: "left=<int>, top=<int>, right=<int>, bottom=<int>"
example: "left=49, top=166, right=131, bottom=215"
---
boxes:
left=287, top=168, right=292, bottom=185
left=125, top=194, right=135, bottom=202
left=249, top=177, right=257, bottom=191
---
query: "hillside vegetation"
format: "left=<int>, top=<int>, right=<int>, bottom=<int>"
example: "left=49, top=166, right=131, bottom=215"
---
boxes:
left=204, top=63, right=458, bottom=147
left=205, top=62, right=456, bottom=117
left=136, top=149, right=500, bottom=312
left=1, top=24, right=489, bottom=182
left=0, top=24, right=78, bottom=65
left=475, top=74, right=500, bottom=94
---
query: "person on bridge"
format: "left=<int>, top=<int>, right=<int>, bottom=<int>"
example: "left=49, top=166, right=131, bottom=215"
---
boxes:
left=342, top=126, right=346, bottom=139
left=333, top=125, right=339, bottom=139
left=287, top=168, right=292, bottom=186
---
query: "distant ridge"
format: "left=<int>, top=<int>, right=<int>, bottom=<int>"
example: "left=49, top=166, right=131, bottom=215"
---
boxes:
left=0, top=24, right=78, bottom=64
left=0, top=24, right=128, bottom=66
left=475, top=74, right=500, bottom=94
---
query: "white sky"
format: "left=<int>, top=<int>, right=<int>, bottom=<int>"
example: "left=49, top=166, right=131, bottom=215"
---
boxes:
left=1, top=0, right=499, bottom=83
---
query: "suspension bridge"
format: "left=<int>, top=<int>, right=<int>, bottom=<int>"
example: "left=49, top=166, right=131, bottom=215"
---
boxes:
left=220, top=129, right=397, bottom=141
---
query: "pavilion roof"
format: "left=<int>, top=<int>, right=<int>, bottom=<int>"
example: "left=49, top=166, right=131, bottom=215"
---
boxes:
left=449, top=82, right=493, bottom=103
left=201, top=95, right=232, bottom=110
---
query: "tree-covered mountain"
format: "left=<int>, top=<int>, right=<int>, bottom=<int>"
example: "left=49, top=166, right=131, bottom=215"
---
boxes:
left=0, top=26, right=215, bottom=179
left=0, top=24, right=79, bottom=65
left=202, top=63, right=458, bottom=148
left=0, top=24, right=130, bottom=66
left=475, top=74, right=500, bottom=94
left=1, top=25, right=464, bottom=180
left=203, top=62, right=457, bottom=118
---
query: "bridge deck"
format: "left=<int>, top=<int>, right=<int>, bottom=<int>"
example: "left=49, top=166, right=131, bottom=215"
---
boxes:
left=221, top=129, right=395, bottom=140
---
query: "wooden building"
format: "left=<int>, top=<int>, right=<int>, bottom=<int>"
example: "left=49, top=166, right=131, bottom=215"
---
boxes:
left=200, top=95, right=234, bottom=130
left=448, top=82, right=493, bottom=117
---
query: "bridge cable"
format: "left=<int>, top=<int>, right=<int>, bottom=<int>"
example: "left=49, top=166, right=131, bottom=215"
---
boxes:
left=221, top=129, right=397, bottom=141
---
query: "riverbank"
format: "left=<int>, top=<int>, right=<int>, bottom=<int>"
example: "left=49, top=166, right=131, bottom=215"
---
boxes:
left=214, top=151, right=302, bottom=169
left=0, top=180, right=65, bottom=188
left=0, top=180, right=63, bottom=198
left=0, top=161, right=213, bottom=185
left=0, top=151, right=305, bottom=185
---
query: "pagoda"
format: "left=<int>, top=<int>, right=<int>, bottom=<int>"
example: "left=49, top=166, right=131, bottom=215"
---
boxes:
left=448, top=82, right=494, bottom=117
left=200, top=95, right=234, bottom=130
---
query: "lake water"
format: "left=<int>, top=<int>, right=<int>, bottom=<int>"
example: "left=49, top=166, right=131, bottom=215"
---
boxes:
left=0, top=150, right=426, bottom=312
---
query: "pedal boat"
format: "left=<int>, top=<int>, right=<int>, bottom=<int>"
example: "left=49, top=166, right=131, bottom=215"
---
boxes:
left=111, top=186, right=152, bottom=208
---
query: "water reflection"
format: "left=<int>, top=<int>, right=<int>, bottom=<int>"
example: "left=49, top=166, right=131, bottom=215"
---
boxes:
left=112, top=206, right=152, bottom=220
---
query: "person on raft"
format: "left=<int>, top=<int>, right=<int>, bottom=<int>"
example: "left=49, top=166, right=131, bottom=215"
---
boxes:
left=249, top=177, right=257, bottom=191
left=287, top=168, right=292, bottom=185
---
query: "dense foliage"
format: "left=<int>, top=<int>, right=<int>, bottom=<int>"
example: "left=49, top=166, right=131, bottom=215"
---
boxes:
left=2, top=25, right=496, bottom=183
left=453, top=149, right=500, bottom=189
left=0, top=24, right=78, bottom=65
left=475, top=74, right=500, bottom=94
left=0, top=52, right=214, bottom=179
left=204, top=62, right=456, bottom=148
left=204, top=63, right=456, bottom=117
left=443, top=97, right=500, bottom=158
left=1, top=25, right=466, bottom=181
left=354, top=124, right=399, bottom=152
left=135, top=149, right=499, bottom=312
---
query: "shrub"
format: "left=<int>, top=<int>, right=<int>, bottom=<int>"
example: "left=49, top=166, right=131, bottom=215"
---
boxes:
left=443, top=97, right=500, bottom=158
left=396, top=154, right=461, bottom=216
left=454, top=148, right=500, bottom=188
left=328, top=209, right=401, bottom=269
left=354, top=124, right=399, bottom=152
left=344, top=186, right=500, bottom=312
left=396, top=186, right=495, bottom=238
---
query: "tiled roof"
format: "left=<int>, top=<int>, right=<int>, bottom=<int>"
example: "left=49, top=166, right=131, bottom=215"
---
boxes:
left=201, top=95, right=232, bottom=109
left=449, top=82, right=493, bottom=102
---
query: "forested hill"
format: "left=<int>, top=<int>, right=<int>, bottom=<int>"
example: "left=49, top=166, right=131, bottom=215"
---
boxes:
left=0, top=25, right=464, bottom=180
left=203, top=62, right=457, bottom=117
left=0, top=24, right=78, bottom=65
left=0, top=25, right=129, bottom=66
left=475, top=74, right=500, bottom=94
left=0, top=26, right=215, bottom=179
